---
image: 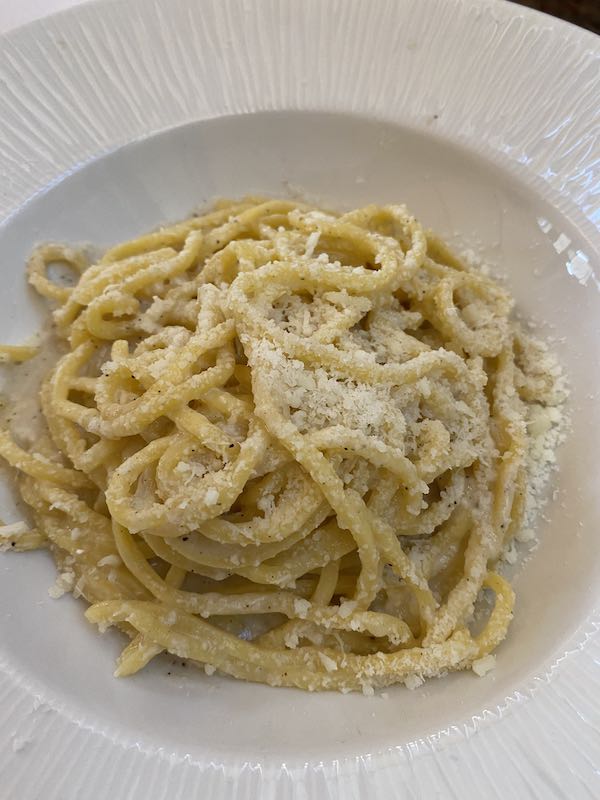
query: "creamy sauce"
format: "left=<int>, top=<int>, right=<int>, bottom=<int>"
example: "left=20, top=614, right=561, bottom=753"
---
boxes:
left=0, top=325, right=66, bottom=447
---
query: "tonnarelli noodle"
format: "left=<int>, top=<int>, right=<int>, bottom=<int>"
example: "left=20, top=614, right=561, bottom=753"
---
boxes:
left=0, top=199, right=560, bottom=692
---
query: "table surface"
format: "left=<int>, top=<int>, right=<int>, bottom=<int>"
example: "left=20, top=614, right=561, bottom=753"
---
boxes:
left=0, top=0, right=598, bottom=35
left=0, top=0, right=80, bottom=33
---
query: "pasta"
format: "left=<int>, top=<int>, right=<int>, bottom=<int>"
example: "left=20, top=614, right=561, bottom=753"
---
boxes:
left=0, top=198, right=564, bottom=692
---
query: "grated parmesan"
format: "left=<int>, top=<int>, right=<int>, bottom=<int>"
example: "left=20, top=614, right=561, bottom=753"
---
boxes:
left=97, top=555, right=121, bottom=568
left=404, top=673, right=424, bottom=691
left=48, top=570, right=75, bottom=599
left=204, top=488, right=219, bottom=506
left=318, top=652, right=338, bottom=672
left=472, top=654, right=496, bottom=677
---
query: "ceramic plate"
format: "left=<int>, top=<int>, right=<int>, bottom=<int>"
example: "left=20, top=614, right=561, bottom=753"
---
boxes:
left=0, top=1, right=599, bottom=797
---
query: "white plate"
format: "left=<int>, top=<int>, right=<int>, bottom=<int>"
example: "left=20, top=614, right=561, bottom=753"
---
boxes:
left=0, top=1, right=599, bottom=797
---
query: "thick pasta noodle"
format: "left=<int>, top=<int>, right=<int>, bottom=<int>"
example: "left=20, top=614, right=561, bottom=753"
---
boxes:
left=0, top=198, right=563, bottom=692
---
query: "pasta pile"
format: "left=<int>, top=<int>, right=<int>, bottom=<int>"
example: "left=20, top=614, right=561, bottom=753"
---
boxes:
left=0, top=198, right=560, bottom=692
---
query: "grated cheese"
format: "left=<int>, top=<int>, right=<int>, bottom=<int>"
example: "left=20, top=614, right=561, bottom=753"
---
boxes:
left=97, top=555, right=121, bottom=568
left=472, top=654, right=496, bottom=677
left=318, top=652, right=338, bottom=672
left=48, top=570, right=75, bottom=599
left=404, top=673, right=424, bottom=691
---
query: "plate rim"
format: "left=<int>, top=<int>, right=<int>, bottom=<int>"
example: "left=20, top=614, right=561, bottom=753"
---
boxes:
left=0, top=0, right=599, bottom=796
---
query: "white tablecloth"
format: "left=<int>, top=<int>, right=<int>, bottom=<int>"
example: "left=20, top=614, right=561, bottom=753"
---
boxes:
left=0, top=0, right=86, bottom=34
